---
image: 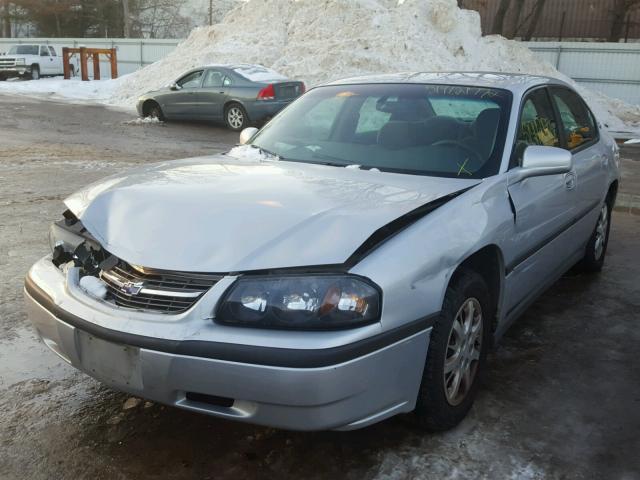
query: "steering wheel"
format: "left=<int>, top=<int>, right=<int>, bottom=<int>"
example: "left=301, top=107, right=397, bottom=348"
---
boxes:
left=432, top=140, right=482, bottom=164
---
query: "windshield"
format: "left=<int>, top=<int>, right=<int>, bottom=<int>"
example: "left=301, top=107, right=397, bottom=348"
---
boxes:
left=8, top=45, right=39, bottom=55
left=250, top=83, right=512, bottom=178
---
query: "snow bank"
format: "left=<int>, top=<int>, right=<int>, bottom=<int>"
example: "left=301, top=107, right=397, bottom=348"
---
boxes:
left=108, top=0, right=638, bottom=133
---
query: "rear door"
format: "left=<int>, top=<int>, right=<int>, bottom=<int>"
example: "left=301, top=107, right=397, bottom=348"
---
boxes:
left=39, top=45, right=55, bottom=74
left=549, top=87, right=607, bottom=216
left=162, top=70, right=204, bottom=119
left=48, top=46, right=63, bottom=74
left=193, top=69, right=229, bottom=119
left=503, top=87, right=580, bottom=314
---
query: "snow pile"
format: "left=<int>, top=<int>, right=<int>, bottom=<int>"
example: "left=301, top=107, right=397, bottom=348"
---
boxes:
left=124, top=116, right=164, bottom=125
left=108, top=0, right=639, bottom=133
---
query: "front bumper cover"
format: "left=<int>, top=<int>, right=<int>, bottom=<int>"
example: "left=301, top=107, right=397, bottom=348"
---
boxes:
left=24, top=256, right=435, bottom=430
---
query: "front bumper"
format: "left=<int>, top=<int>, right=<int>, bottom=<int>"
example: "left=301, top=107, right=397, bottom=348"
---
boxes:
left=25, top=256, right=432, bottom=431
left=0, top=66, right=30, bottom=77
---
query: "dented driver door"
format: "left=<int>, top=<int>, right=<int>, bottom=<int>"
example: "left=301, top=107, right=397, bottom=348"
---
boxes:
left=502, top=87, right=580, bottom=315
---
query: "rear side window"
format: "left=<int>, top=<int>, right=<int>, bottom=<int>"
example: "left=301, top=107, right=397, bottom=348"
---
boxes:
left=513, top=89, right=560, bottom=166
left=203, top=70, right=224, bottom=88
left=177, top=70, right=203, bottom=89
left=550, top=88, right=597, bottom=150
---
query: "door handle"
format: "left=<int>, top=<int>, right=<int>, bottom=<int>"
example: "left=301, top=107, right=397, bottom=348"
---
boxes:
left=564, top=172, right=576, bottom=190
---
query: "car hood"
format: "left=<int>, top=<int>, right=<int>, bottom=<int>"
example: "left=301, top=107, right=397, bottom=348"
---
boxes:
left=65, top=155, right=478, bottom=272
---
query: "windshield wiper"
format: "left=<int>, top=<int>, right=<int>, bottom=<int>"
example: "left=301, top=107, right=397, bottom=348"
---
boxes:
left=250, top=144, right=284, bottom=160
left=310, top=152, right=348, bottom=167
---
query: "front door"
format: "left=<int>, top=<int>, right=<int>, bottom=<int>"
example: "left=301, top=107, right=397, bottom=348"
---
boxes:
left=503, top=87, right=579, bottom=314
left=162, top=70, right=204, bottom=119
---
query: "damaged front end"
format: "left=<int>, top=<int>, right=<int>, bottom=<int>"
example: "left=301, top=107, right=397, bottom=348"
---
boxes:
left=50, top=211, right=221, bottom=314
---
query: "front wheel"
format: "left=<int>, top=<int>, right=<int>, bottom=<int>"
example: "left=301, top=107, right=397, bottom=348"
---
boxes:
left=30, top=65, right=40, bottom=80
left=414, top=269, right=492, bottom=431
left=225, top=103, right=249, bottom=131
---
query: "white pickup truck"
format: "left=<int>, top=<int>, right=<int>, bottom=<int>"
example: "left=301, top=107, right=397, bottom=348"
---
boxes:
left=0, top=44, right=71, bottom=81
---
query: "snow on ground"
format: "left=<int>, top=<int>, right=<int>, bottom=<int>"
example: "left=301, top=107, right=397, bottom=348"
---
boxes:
left=0, top=77, right=122, bottom=103
left=0, top=0, right=638, bottom=134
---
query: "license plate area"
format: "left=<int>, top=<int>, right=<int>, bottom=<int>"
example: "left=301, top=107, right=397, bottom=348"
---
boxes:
left=77, top=331, right=143, bottom=390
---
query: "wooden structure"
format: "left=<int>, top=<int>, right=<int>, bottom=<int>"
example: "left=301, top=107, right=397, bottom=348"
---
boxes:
left=62, top=47, right=118, bottom=81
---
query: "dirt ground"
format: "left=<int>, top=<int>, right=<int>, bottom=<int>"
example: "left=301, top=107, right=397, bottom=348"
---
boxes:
left=1, top=94, right=639, bottom=480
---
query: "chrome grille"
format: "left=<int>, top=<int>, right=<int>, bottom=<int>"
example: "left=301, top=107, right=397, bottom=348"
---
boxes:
left=0, top=58, right=16, bottom=67
left=99, top=261, right=222, bottom=314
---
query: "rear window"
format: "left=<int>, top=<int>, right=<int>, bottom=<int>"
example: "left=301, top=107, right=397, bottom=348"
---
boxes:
left=249, top=83, right=513, bottom=179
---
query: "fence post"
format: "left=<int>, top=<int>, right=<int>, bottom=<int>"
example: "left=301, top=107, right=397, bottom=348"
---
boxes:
left=555, top=44, right=563, bottom=70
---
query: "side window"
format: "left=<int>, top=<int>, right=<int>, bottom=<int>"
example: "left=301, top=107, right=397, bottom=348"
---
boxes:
left=202, top=70, right=224, bottom=88
left=551, top=88, right=597, bottom=150
left=355, top=97, right=392, bottom=134
left=223, top=76, right=233, bottom=87
left=513, top=89, right=560, bottom=166
left=39, top=46, right=50, bottom=56
left=177, top=70, right=203, bottom=89
left=48, top=46, right=56, bottom=56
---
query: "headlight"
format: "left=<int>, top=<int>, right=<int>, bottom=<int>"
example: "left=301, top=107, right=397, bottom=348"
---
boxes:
left=15, top=58, right=25, bottom=65
left=216, top=275, right=381, bottom=330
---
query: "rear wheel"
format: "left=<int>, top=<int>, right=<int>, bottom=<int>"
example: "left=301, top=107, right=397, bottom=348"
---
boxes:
left=30, top=65, right=40, bottom=80
left=225, top=103, right=249, bottom=131
left=576, top=198, right=612, bottom=273
left=414, top=269, right=491, bottom=431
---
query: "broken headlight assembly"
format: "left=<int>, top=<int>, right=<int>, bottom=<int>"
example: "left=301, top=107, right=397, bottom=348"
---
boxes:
left=216, top=275, right=381, bottom=330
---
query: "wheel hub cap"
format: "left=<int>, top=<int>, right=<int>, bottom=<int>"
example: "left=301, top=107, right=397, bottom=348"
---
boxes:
left=594, top=204, right=608, bottom=260
left=444, top=298, right=483, bottom=406
left=228, top=108, right=243, bottom=129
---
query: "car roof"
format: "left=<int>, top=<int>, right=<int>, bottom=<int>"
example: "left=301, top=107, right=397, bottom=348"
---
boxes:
left=325, top=72, right=573, bottom=96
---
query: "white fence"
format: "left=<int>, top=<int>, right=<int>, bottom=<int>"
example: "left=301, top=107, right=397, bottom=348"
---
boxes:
left=1, top=38, right=639, bottom=104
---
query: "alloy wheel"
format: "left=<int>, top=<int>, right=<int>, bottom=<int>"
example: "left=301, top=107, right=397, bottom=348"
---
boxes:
left=594, top=203, right=609, bottom=260
left=444, top=298, right=483, bottom=406
left=227, top=107, right=244, bottom=129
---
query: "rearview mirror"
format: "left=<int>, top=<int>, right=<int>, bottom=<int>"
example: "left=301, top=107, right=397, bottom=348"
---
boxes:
left=510, top=146, right=572, bottom=184
left=169, top=82, right=180, bottom=91
left=239, top=127, right=259, bottom=145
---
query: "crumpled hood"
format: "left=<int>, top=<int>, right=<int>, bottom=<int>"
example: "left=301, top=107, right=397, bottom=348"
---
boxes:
left=65, top=155, right=478, bottom=272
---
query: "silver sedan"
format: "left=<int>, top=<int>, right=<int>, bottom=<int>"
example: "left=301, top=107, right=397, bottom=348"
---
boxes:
left=25, top=72, right=619, bottom=431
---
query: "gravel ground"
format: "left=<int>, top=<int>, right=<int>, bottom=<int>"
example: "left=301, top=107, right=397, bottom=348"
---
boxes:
left=1, top=95, right=639, bottom=480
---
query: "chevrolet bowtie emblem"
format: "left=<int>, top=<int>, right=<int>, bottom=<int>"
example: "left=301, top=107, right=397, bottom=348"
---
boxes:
left=121, top=281, right=144, bottom=296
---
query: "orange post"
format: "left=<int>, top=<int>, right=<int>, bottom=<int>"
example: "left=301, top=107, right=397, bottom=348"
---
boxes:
left=62, top=47, right=71, bottom=79
left=109, top=48, right=118, bottom=79
left=92, top=52, right=100, bottom=80
left=79, top=47, right=89, bottom=81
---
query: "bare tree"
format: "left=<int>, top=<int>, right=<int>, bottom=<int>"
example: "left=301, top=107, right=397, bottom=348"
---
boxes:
left=522, top=0, right=548, bottom=41
left=122, top=0, right=131, bottom=37
left=492, top=0, right=512, bottom=35
left=609, top=0, right=640, bottom=41
left=1, top=0, right=12, bottom=37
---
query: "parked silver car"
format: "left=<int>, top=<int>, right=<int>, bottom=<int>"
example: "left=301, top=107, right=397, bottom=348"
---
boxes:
left=25, top=72, right=619, bottom=431
left=136, top=63, right=305, bottom=130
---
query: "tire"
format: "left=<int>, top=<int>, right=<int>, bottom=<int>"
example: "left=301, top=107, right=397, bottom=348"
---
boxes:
left=414, top=269, right=492, bottom=431
left=30, top=65, right=40, bottom=80
left=576, top=197, right=612, bottom=273
left=144, top=101, right=165, bottom=121
left=225, top=103, right=249, bottom=131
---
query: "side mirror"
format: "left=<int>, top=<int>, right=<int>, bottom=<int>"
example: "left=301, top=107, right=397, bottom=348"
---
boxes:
left=239, top=127, right=259, bottom=145
left=169, top=82, right=180, bottom=91
left=510, top=146, right=572, bottom=184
